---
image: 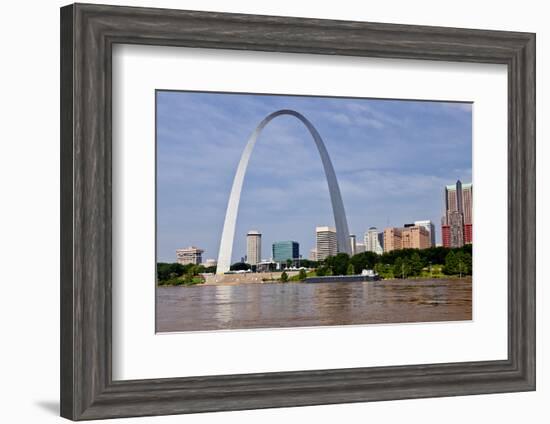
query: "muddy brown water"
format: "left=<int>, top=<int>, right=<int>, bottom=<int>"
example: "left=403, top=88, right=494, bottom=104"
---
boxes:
left=156, top=278, right=472, bottom=332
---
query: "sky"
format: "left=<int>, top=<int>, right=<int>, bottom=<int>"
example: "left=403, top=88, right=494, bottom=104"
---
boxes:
left=156, top=91, right=472, bottom=263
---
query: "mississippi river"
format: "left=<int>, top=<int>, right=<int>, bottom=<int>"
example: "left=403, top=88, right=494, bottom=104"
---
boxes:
left=156, top=278, right=471, bottom=332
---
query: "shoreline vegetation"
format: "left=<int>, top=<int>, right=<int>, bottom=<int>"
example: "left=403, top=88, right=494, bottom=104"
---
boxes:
left=157, top=245, right=472, bottom=286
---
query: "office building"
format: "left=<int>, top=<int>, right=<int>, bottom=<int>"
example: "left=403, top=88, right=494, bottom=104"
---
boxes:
left=365, top=227, right=384, bottom=254
left=204, top=258, right=217, bottom=268
left=383, top=227, right=402, bottom=252
left=414, top=220, right=436, bottom=247
left=448, top=211, right=465, bottom=248
left=462, top=183, right=473, bottom=244
left=246, top=230, right=262, bottom=265
left=309, top=248, right=318, bottom=261
left=441, top=219, right=451, bottom=248
left=402, top=225, right=430, bottom=249
left=442, top=180, right=472, bottom=247
left=316, top=226, right=337, bottom=260
left=176, top=246, right=204, bottom=265
left=272, top=241, right=299, bottom=263
left=384, top=225, right=429, bottom=252
left=349, top=234, right=357, bottom=256
left=355, top=242, right=366, bottom=254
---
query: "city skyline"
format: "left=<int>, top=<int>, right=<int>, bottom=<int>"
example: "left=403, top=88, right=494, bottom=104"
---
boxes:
left=177, top=215, right=447, bottom=265
left=173, top=195, right=465, bottom=265
left=157, top=91, right=472, bottom=263
left=171, top=180, right=470, bottom=265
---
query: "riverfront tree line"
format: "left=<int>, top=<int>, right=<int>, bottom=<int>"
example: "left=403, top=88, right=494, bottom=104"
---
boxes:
left=315, top=245, right=472, bottom=279
left=157, top=262, right=216, bottom=286
left=157, top=245, right=472, bottom=285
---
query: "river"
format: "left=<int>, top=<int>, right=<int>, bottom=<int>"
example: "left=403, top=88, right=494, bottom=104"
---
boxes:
left=156, top=278, right=472, bottom=332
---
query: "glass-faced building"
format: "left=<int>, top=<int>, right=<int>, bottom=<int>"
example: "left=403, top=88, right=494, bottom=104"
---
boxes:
left=272, top=241, right=299, bottom=263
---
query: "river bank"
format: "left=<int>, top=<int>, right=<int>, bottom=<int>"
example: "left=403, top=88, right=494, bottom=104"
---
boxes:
left=201, top=271, right=300, bottom=285
left=195, top=272, right=471, bottom=286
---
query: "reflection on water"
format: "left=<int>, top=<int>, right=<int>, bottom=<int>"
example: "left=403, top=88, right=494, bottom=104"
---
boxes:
left=156, top=278, right=472, bottom=332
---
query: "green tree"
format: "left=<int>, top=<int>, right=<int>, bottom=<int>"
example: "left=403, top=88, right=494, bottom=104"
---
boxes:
left=456, top=251, right=472, bottom=277
left=350, top=251, right=378, bottom=273
left=325, top=253, right=350, bottom=276
left=393, top=257, right=412, bottom=279
left=464, top=252, right=473, bottom=275
left=315, top=266, right=328, bottom=277
left=230, top=262, right=251, bottom=271
left=286, top=259, right=293, bottom=269
left=375, top=263, right=393, bottom=279
left=183, top=271, right=194, bottom=284
left=409, top=252, right=424, bottom=276
left=346, top=263, right=355, bottom=275
left=298, top=268, right=307, bottom=281
left=157, top=262, right=189, bottom=283
left=393, top=257, right=402, bottom=278
left=280, top=271, right=289, bottom=282
left=443, top=251, right=458, bottom=275
left=299, top=259, right=318, bottom=269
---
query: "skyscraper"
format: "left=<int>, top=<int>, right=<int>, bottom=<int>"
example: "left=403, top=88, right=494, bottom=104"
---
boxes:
left=349, top=234, right=357, bottom=256
left=414, top=220, right=436, bottom=247
left=365, top=227, right=384, bottom=254
left=442, top=180, right=473, bottom=248
left=462, top=183, right=473, bottom=244
left=272, top=241, right=299, bottom=263
left=246, top=230, right=262, bottom=265
left=316, top=226, right=337, bottom=260
left=448, top=211, right=464, bottom=247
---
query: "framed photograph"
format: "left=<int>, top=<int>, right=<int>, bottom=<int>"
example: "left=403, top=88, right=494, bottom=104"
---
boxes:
left=154, top=90, right=474, bottom=333
left=60, top=3, right=535, bottom=420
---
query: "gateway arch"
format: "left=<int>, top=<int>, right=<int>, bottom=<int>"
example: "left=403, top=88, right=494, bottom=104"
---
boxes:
left=216, top=109, right=351, bottom=274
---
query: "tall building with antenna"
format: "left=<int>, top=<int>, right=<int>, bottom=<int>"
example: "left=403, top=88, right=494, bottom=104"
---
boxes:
left=441, top=180, right=473, bottom=248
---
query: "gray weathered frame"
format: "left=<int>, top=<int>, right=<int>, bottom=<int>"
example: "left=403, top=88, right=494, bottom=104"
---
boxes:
left=60, top=3, right=536, bottom=421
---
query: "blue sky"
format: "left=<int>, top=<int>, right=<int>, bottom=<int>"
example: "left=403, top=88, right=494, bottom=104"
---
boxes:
left=156, top=91, right=472, bottom=263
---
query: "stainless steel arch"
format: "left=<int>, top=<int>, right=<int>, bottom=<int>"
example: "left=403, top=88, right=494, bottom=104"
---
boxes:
left=216, top=109, right=351, bottom=274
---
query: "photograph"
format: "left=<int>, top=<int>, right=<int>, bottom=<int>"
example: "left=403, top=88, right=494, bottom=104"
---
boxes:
left=155, top=90, right=473, bottom=332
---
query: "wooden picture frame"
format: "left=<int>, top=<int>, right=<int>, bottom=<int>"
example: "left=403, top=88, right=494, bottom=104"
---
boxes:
left=60, top=3, right=535, bottom=420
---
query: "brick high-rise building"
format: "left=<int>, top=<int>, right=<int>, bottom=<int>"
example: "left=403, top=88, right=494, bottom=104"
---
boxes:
left=402, top=225, right=431, bottom=250
left=383, top=227, right=402, bottom=252
left=441, top=180, right=473, bottom=247
left=441, top=222, right=451, bottom=248
left=462, top=183, right=473, bottom=244
left=384, top=225, right=430, bottom=252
